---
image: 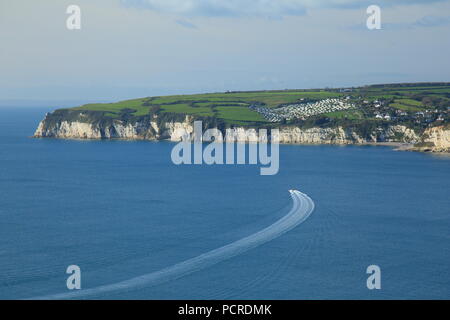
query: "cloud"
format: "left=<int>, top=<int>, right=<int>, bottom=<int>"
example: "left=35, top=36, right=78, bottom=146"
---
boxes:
left=348, top=14, right=450, bottom=31
left=413, top=15, right=450, bottom=27
left=120, top=0, right=449, bottom=18
left=176, top=19, right=198, bottom=28
left=120, top=0, right=306, bottom=18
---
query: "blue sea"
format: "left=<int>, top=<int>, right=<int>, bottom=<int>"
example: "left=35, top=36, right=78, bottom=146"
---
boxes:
left=0, top=106, right=449, bottom=300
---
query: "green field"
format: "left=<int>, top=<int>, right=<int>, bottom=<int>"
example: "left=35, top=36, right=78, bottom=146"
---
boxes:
left=72, top=90, right=346, bottom=125
left=70, top=83, right=450, bottom=125
left=394, top=98, right=423, bottom=106
left=323, top=110, right=364, bottom=120
left=389, top=99, right=423, bottom=112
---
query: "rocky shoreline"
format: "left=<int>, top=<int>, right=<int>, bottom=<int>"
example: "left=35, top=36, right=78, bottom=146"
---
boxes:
left=33, top=112, right=450, bottom=153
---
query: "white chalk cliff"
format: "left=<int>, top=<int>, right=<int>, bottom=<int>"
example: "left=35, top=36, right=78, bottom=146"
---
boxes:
left=34, top=112, right=449, bottom=152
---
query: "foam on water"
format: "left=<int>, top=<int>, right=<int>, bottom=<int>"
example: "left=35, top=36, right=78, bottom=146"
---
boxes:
left=30, top=190, right=315, bottom=300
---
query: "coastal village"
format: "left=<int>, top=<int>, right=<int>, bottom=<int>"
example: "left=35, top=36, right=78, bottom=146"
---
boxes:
left=250, top=98, right=355, bottom=122
left=248, top=91, right=449, bottom=128
left=366, top=99, right=448, bottom=126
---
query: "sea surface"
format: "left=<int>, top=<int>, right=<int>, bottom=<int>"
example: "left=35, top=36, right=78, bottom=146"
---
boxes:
left=0, top=106, right=449, bottom=300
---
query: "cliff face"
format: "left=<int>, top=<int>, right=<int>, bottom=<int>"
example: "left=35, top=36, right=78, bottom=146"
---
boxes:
left=276, top=125, right=419, bottom=145
left=413, top=126, right=450, bottom=152
left=34, top=111, right=450, bottom=152
left=34, top=112, right=194, bottom=141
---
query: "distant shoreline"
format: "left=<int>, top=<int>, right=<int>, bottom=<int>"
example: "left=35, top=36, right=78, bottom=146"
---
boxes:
left=32, top=82, right=450, bottom=154
left=31, top=135, right=445, bottom=154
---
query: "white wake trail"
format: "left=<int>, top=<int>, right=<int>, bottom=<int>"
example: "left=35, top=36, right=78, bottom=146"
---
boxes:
left=30, top=190, right=314, bottom=300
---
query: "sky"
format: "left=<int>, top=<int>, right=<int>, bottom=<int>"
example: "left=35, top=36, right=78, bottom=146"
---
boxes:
left=1, top=0, right=450, bottom=105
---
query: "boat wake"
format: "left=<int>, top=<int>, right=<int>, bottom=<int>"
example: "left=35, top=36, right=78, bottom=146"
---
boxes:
left=30, top=190, right=315, bottom=300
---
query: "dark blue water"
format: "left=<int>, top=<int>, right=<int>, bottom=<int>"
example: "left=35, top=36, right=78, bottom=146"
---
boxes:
left=0, top=107, right=449, bottom=300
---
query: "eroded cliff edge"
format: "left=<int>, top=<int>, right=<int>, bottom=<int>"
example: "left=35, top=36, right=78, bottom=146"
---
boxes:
left=34, top=109, right=450, bottom=152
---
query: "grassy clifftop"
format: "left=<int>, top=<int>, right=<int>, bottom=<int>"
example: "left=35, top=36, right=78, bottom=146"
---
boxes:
left=71, top=90, right=342, bottom=126
left=59, top=82, right=449, bottom=129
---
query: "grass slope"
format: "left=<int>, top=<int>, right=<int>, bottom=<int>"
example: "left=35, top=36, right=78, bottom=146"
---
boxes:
left=68, top=83, right=450, bottom=126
